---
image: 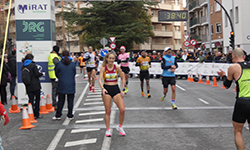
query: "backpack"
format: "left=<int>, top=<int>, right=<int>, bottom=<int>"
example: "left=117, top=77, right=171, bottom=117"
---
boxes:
left=22, top=67, right=31, bottom=85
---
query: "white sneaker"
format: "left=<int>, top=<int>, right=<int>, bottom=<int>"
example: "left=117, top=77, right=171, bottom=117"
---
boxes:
left=52, top=116, right=61, bottom=120
left=67, top=117, right=74, bottom=120
left=116, top=126, right=126, bottom=136
left=105, top=129, right=112, bottom=137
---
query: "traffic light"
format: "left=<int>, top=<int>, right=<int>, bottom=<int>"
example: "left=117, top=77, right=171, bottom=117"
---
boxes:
left=229, top=31, right=235, bottom=49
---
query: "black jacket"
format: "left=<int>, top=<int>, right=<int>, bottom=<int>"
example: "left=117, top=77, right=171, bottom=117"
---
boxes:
left=21, top=61, right=43, bottom=93
left=7, top=54, right=16, bottom=77
left=0, top=63, right=10, bottom=86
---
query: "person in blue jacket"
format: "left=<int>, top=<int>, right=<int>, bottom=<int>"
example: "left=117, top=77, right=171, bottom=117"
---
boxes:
left=52, top=50, right=76, bottom=120
left=160, top=47, right=178, bottom=110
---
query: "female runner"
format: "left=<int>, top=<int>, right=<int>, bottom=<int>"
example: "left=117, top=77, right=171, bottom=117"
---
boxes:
left=98, top=52, right=126, bottom=137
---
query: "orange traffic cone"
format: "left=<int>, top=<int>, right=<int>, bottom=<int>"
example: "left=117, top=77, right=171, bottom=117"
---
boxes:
left=221, top=84, right=226, bottom=89
left=9, top=95, right=20, bottom=113
left=19, top=107, right=36, bottom=130
left=46, top=95, right=54, bottom=112
left=28, top=103, right=37, bottom=123
left=234, top=86, right=237, bottom=92
left=212, top=77, right=219, bottom=87
left=205, top=75, right=211, bottom=85
left=198, top=74, right=203, bottom=84
left=187, top=73, right=190, bottom=82
left=39, top=97, right=49, bottom=114
left=190, top=73, right=194, bottom=82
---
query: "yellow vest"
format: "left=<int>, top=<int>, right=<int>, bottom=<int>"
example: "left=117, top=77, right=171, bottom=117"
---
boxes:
left=48, top=53, right=60, bottom=79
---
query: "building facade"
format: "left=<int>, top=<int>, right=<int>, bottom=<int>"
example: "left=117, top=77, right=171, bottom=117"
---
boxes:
left=222, top=0, right=250, bottom=53
left=2, top=0, right=185, bottom=53
left=187, top=0, right=223, bottom=52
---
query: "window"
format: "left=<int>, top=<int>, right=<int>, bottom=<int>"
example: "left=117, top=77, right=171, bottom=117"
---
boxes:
left=175, top=39, right=180, bottom=45
left=210, top=4, right=213, bottom=14
left=152, top=38, right=156, bottom=44
left=145, top=38, right=149, bottom=44
left=235, top=6, right=239, bottom=23
left=163, top=38, right=167, bottom=44
left=152, top=25, right=155, bottom=30
left=225, top=12, right=228, bottom=27
left=151, top=10, right=155, bottom=16
left=162, top=25, right=166, bottom=31
left=175, top=26, right=180, bottom=31
left=211, top=25, right=213, bottom=34
left=74, top=41, right=78, bottom=47
left=216, top=23, right=221, bottom=33
left=215, top=1, right=220, bottom=12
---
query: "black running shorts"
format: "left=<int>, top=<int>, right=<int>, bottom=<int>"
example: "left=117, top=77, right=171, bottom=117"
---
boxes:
left=102, top=84, right=121, bottom=98
left=140, top=70, right=149, bottom=82
left=233, top=97, right=250, bottom=123
left=162, top=77, right=176, bottom=88
left=87, top=67, right=96, bottom=72
left=121, top=66, right=130, bottom=74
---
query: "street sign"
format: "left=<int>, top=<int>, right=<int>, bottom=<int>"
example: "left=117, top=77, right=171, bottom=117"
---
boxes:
left=100, top=49, right=108, bottom=57
left=100, top=38, right=108, bottom=45
left=109, top=37, right=116, bottom=43
left=190, top=39, right=197, bottom=46
left=184, top=34, right=190, bottom=40
left=110, top=43, right=116, bottom=49
left=158, top=10, right=188, bottom=22
left=183, top=41, right=190, bottom=47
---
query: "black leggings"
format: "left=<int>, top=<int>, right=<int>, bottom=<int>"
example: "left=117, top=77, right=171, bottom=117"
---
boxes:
left=0, top=85, right=7, bottom=104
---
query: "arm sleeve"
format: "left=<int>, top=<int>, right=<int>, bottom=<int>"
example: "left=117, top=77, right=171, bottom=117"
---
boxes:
left=121, top=58, right=129, bottom=63
left=148, top=58, right=151, bottom=65
left=53, top=57, right=59, bottom=64
left=135, top=58, right=140, bottom=66
left=223, top=75, right=233, bottom=89
left=82, top=56, right=91, bottom=62
left=161, top=58, right=171, bottom=70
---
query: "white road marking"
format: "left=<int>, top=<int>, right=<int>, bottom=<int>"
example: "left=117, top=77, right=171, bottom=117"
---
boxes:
left=85, top=98, right=103, bottom=101
left=176, top=84, right=186, bottom=91
left=88, top=92, right=102, bottom=95
left=87, top=95, right=102, bottom=98
left=64, top=138, right=97, bottom=147
left=76, top=118, right=104, bottom=124
left=198, top=98, right=209, bottom=104
left=84, top=102, right=104, bottom=106
left=71, top=128, right=100, bottom=134
left=46, top=83, right=89, bottom=150
left=79, top=111, right=105, bottom=116
left=75, top=74, right=79, bottom=78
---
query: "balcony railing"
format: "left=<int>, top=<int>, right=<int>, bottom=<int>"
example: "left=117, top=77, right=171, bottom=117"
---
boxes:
left=201, top=34, right=208, bottom=42
left=189, top=17, right=200, bottom=27
left=189, top=0, right=199, bottom=10
left=152, top=44, right=173, bottom=50
left=201, top=16, right=208, bottom=24
left=153, top=30, right=173, bottom=37
left=190, top=35, right=201, bottom=41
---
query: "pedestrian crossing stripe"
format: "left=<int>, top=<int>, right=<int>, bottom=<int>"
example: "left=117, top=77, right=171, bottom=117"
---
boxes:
left=85, top=98, right=102, bottom=101
left=84, top=102, right=103, bottom=106
left=75, top=118, right=104, bottom=124
left=79, top=111, right=105, bottom=116
left=64, top=138, right=97, bottom=147
left=71, top=128, right=100, bottom=134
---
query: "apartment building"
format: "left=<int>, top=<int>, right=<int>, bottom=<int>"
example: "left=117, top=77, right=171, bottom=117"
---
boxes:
left=222, top=0, right=250, bottom=53
left=134, top=0, right=185, bottom=51
left=187, top=0, right=223, bottom=52
left=2, top=0, right=184, bottom=53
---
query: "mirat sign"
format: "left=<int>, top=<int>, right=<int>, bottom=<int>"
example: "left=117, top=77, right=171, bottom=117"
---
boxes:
left=17, top=4, right=48, bottom=14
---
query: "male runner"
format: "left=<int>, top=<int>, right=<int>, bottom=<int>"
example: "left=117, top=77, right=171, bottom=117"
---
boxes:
left=135, top=50, right=151, bottom=98
left=160, top=47, right=178, bottom=109
left=84, top=46, right=96, bottom=92
left=78, top=53, right=86, bottom=78
left=118, top=46, right=130, bottom=94
left=217, top=48, right=250, bottom=150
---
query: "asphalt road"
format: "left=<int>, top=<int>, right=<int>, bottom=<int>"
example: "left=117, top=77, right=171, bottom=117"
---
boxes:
left=1, top=71, right=250, bottom=150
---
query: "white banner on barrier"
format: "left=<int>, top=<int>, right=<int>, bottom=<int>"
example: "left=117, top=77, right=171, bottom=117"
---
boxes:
left=98, top=61, right=231, bottom=76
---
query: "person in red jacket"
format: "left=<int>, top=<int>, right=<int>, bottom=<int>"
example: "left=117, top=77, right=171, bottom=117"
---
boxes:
left=0, top=101, right=9, bottom=149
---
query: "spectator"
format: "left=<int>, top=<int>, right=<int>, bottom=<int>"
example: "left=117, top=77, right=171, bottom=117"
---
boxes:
left=0, top=100, right=9, bottom=149
left=22, top=54, right=44, bottom=119
left=198, top=51, right=205, bottom=62
left=0, top=57, right=10, bottom=105
left=187, top=53, right=195, bottom=62
left=206, top=52, right=214, bottom=60
left=152, top=51, right=157, bottom=60
left=182, top=50, right=188, bottom=61
left=70, top=52, right=78, bottom=66
left=156, top=52, right=162, bottom=61
left=7, top=50, right=17, bottom=99
left=227, top=50, right=233, bottom=63
left=220, top=53, right=227, bottom=61
left=53, top=50, right=76, bottom=120
left=148, top=53, right=153, bottom=60
left=176, top=54, right=184, bottom=62
left=213, top=49, right=218, bottom=60
left=215, top=52, right=222, bottom=60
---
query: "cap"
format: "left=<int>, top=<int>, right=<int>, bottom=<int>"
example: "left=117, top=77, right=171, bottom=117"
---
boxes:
left=164, top=47, right=171, bottom=52
left=197, top=48, right=201, bottom=51
left=153, top=50, right=156, bottom=53
left=120, top=46, right=126, bottom=50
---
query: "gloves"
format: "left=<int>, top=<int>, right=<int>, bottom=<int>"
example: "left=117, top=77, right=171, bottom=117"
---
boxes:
left=0, top=102, right=9, bottom=125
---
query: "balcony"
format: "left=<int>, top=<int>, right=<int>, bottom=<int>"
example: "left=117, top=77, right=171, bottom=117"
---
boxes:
left=174, top=32, right=181, bottom=39
left=140, top=43, right=151, bottom=50
left=190, top=35, right=201, bottom=41
left=152, top=44, right=173, bottom=50
left=56, top=21, right=63, bottom=27
left=56, top=34, right=63, bottom=41
left=5, top=15, right=15, bottom=22
left=153, top=30, right=173, bottom=37
left=70, top=45, right=80, bottom=52
left=3, top=3, right=14, bottom=10
left=175, top=44, right=182, bottom=50
left=200, top=0, right=208, bottom=6
left=155, top=3, right=172, bottom=10
left=201, top=34, right=208, bottom=42
left=189, top=17, right=200, bottom=28
left=189, top=0, right=200, bottom=11
left=201, top=16, right=208, bottom=25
